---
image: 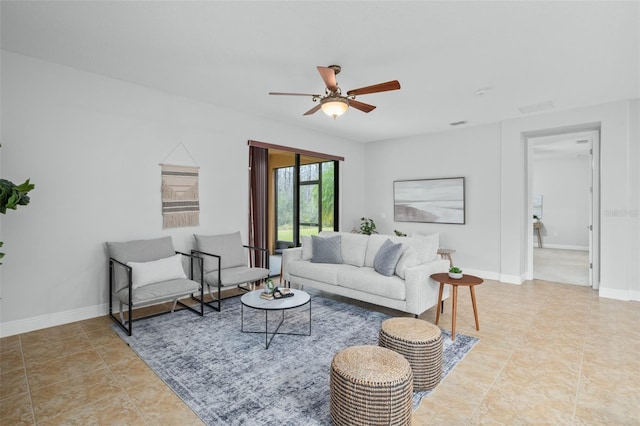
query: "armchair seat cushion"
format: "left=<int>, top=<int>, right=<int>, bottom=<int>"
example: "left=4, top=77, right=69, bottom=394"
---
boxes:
left=203, top=266, right=269, bottom=287
left=117, top=278, right=200, bottom=306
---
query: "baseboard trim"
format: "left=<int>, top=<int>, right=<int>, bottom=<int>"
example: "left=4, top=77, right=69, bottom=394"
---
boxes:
left=499, top=273, right=525, bottom=284
left=446, top=268, right=524, bottom=285
left=598, top=287, right=640, bottom=302
left=453, top=269, right=524, bottom=285
left=0, top=303, right=108, bottom=338
left=463, top=269, right=500, bottom=281
left=0, top=286, right=250, bottom=337
left=536, top=244, right=589, bottom=251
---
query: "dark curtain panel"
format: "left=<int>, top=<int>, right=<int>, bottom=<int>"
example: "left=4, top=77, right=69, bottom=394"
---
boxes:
left=249, top=145, right=268, bottom=268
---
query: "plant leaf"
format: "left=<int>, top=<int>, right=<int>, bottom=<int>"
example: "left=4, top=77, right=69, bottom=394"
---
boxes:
left=14, top=179, right=35, bottom=193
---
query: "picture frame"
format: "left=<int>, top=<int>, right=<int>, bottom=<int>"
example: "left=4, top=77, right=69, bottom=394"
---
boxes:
left=532, top=194, right=543, bottom=219
left=393, top=177, right=465, bottom=224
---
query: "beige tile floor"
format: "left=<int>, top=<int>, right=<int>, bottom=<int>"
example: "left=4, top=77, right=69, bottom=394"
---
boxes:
left=2, top=279, right=639, bottom=425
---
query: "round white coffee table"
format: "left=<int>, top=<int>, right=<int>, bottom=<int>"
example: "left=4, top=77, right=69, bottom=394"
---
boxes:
left=240, top=289, right=311, bottom=349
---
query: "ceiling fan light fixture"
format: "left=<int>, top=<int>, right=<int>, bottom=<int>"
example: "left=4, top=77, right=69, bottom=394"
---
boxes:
left=320, top=96, right=349, bottom=119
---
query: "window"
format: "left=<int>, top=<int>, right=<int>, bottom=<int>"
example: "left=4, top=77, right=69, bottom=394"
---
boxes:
left=275, top=159, right=336, bottom=247
left=248, top=140, right=343, bottom=255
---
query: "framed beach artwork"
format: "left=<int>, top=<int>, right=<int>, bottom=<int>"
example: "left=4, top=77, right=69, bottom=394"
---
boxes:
left=394, top=177, right=465, bottom=224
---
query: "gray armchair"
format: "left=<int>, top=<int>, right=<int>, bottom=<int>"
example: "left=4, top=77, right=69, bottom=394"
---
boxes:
left=191, top=231, right=269, bottom=311
left=106, top=236, right=204, bottom=335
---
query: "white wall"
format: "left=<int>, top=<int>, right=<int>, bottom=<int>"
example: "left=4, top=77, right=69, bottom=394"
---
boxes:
left=364, top=124, right=502, bottom=279
left=0, top=51, right=366, bottom=336
left=365, top=100, right=639, bottom=302
left=532, top=156, right=590, bottom=249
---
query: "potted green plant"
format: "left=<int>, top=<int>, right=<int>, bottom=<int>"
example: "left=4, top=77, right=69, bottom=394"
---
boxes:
left=358, top=217, right=378, bottom=235
left=0, top=178, right=35, bottom=264
left=393, top=229, right=407, bottom=237
left=448, top=266, right=463, bottom=279
left=264, top=278, right=275, bottom=294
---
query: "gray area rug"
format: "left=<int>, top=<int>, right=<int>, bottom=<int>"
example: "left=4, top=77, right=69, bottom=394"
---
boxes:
left=113, top=295, right=478, bottom=425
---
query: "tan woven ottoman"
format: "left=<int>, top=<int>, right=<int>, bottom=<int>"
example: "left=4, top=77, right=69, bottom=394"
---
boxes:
left=330, top=345, right=413, bottom=426
left=379, top=317, right=443, bottom=392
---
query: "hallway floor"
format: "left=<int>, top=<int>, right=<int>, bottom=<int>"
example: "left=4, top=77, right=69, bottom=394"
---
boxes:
left=534, top=247, right=590, bottom=286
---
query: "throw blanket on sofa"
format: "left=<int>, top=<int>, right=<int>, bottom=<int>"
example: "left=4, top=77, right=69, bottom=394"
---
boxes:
left=161, top=164, right=200, bottom=228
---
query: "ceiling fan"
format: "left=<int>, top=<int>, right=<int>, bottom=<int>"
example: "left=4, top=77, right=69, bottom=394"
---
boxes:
left=269, top=65, right=401, bottom=119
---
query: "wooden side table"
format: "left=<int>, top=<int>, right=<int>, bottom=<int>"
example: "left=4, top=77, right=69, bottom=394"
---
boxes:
left=533, top=222, right=543, bottom=248
left=430, top=273, right=483, bottom=341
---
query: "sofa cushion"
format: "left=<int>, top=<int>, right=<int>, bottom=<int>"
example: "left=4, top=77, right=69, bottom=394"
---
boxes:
left=318, top=231, right=368, bottom=267
left=365, top=234, right=404, bottom=267
left=395, top=248, right=419, bottom=279
left=337, top=267, right=406, bottom=301
left=304, top=233, right=367, bottom=264
left=311, top=235, right=343, bottom=264
left=301, top=236, right=313, bottom=260
left=127, top=254, right=187, bottom=289
left=339, top=233, right=369, bottom=267
left=366, top=234, right=438, bottom=268
left=411, top=232, right=440, bottom=251
left=288, top=261, right=356, bottom=286
left=373, top=239, right=403, bottom=276
left=194, top=232, right=246, bottom=272
left=408, top=235, right=439, bottom=263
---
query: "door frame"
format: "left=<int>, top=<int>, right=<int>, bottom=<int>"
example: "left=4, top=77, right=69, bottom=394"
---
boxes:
left=524, top=126, right=601, bottom=288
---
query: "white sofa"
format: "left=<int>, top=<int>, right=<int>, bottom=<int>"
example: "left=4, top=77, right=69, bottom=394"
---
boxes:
left=282, top=232, right=449, bottom=317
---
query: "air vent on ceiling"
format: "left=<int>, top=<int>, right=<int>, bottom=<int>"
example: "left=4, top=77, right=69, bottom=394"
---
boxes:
left=518, top=101, right=554, bottom=115
left=450, top=120, right=467, bottom=126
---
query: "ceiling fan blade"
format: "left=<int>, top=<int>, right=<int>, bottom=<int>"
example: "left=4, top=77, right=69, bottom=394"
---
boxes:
left=269, top=92, right=320, bottom=97
left=349, top=99, right=376, bottom=113
left=303, top=104, right=322, bottom=116
left=346, top=80, right=401, bottom=96
left=317, top=66, right=338, bottom=91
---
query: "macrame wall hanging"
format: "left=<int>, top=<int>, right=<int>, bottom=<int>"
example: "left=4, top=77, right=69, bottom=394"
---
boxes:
left=159, top=142, right=200, bottom=229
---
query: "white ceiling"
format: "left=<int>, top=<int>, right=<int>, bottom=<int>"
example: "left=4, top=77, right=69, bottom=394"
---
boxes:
left=1, top=1, right=639, bottom=143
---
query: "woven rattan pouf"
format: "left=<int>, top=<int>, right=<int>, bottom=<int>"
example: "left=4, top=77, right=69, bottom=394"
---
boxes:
left=330, top=345, right=413, bottom=426
left=379, top=317, right=443, bottom=392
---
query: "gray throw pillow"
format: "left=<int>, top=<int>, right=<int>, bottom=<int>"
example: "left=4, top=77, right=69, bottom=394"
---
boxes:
left=374, top=239, right=403, bottom=276
left=311, top=235, right=343, bottom=264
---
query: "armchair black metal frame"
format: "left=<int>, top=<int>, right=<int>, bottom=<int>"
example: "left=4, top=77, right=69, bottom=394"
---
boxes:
left=191, top=245, right=269, bottom=312
left=108, top=250, right=205, bottom=336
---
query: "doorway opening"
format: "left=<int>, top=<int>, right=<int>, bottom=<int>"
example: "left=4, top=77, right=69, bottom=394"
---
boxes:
left=526, top=128, right=600, bottom=289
